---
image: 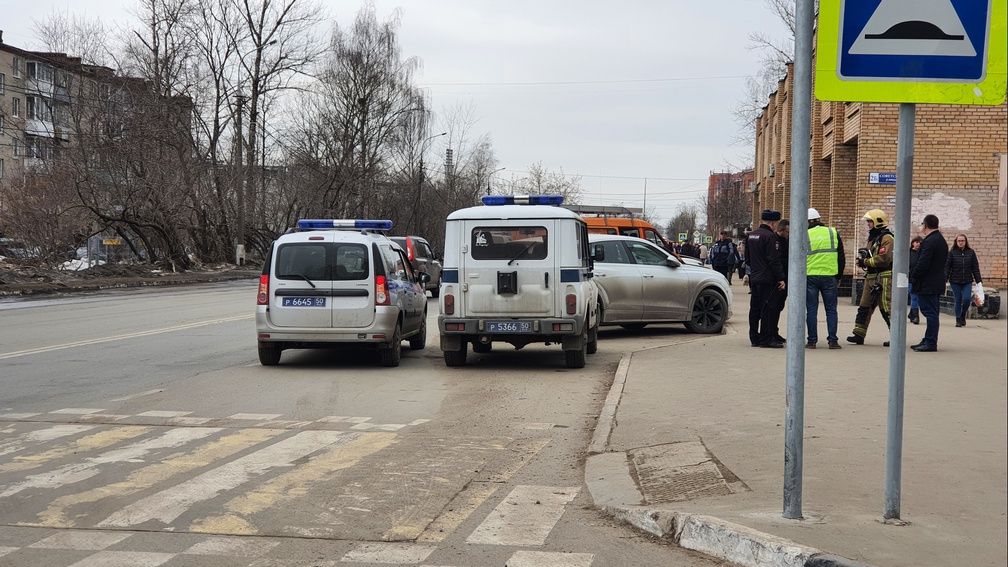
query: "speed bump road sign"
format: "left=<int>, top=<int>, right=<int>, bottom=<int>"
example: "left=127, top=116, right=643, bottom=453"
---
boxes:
left=816, top=0, right=1007, bottom=105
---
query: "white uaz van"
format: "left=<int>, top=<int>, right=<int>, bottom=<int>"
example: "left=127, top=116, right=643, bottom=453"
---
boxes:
left=437, top=196, right=600, bottom=368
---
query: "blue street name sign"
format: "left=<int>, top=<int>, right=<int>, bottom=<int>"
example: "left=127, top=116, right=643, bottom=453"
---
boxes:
left=869, top=172, right=898, bottom=184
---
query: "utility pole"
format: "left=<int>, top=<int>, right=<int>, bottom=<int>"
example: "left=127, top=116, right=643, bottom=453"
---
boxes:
left=234, top=93, right=246, bottom=265
left=488, top=167, right=506, bottom=196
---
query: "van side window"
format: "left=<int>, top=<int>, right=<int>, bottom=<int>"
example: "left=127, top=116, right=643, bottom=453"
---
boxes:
left=471, top=227, right=548, bottom=261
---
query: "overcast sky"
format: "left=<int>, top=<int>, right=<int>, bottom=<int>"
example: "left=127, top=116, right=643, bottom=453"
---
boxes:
left=4, top=1, right=791, bottom=226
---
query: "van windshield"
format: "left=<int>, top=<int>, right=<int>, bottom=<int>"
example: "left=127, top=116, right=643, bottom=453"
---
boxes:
left=471, top=227, right=548, bottom=261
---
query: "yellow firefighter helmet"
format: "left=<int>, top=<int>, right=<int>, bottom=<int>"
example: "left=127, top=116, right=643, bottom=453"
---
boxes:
left=862, top=209, right=888, bottom=229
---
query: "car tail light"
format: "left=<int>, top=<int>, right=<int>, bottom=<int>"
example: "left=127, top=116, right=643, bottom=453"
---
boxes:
left=257, top=275, right=269, bottom=305
left=444, top=294, right=455, bottom=315
left=566, top=293, right=577, bottom=315
left=375, top=275, right=389, bottom=306
left=405, top=238, right=415, bottom=261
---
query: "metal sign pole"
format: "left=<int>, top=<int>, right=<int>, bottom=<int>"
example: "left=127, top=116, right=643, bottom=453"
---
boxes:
left=884, top=102, right=915, bottom=520
left=783, top=0, right=815, bottom=520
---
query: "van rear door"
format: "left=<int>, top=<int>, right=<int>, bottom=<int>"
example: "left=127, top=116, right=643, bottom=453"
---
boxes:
left=460, top=221, right=557, bottom=317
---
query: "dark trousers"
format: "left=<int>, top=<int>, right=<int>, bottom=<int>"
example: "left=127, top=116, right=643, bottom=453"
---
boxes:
left=713, top=265, right=733, bottom=283
left=749, top=283, right=781, bottom=346
left=917, top=293, right=940, bottom=347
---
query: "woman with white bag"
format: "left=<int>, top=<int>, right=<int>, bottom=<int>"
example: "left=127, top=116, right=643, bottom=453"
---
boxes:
left=945, top=234, right=983, bottom=328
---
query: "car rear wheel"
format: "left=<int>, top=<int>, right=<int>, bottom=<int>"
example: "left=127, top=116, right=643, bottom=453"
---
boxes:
left=408, top=311, right=427, bottom=350
left=380, top=323, right=403, bottom=367
left=444, top=342, right=467, bottom=366
left=685, top=288, right=727, bottom=334
left=258, top=343, right=281, bottom=366
left=565, top=326, right=588, bottom=369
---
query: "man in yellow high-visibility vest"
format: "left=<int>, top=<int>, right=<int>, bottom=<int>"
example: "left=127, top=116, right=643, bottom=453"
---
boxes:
left=805, top=208, right=846, bottom=349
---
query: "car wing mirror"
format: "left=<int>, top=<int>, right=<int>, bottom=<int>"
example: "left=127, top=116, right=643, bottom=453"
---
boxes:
left=418, top=272, right=431, bottom=283
left=590, top=244, right=606, bottom=262
left=666, top=256, right=681, bottom=268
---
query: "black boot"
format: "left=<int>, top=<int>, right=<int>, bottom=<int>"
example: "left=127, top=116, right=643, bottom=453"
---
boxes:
left=955, top=316, right=965, bottom=327
left=909, top=308, right=919, bottom=324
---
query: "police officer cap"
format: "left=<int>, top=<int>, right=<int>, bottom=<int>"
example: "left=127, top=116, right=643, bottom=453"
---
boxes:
left=808, top=208, right=821, bottom=220
left=761, top=209, right=781, bottom=221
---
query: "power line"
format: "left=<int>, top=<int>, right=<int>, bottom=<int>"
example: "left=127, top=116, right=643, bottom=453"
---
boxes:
left=420, top=75, right=748, bottom=87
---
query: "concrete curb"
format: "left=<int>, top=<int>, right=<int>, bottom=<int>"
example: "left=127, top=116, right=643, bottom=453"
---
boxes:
left=588, top=330, right=880, bottom=567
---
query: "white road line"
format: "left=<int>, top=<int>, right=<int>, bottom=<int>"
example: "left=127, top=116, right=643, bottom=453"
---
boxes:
left=67, top=550, right=175, bottom=567
left=28, top=530, right=132, bottom=551
left=0, top=314, right=252, bottom=360
left=110, top=389, right=163, bottom=402
left=466, top=485, right=580, bottom=547
left=97, top=430, right=351, bottom=528
left=340, top=542, right=437, bottom=564
left=0, top=424, right=97, bottom=457
left=1, top=427, right=222, bottom=497
left=507, top=550, right=595, bottom=567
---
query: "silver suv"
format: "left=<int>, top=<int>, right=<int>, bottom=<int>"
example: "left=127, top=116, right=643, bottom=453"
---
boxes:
left=255, top=220, right=430, bottom=367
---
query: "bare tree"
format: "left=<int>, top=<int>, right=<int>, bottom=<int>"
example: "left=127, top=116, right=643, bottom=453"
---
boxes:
left=707, top=171, right=754, bottom=234
left=502, top=162, right=583, bottom=204
left=731, top=0, right=797, bottom=149
left=665, top=203, right=700, bottom=243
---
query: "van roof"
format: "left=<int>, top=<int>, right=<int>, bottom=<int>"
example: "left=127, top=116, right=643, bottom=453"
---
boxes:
left=447, top=204, right=583, bottom=222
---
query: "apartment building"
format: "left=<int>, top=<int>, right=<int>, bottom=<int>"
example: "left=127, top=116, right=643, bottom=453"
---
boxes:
left=754, top=61, right=1008, bottom=289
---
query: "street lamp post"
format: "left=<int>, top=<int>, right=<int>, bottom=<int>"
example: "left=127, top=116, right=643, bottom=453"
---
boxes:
left=411, top=132, right=447, bottom=233
left=488, top=167, right=506, bottom=196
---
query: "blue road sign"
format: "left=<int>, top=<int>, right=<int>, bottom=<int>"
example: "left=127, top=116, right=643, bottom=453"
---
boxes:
left=869, top=172, right=898, bottom=184
left=838, top=0, right=991, bottom=82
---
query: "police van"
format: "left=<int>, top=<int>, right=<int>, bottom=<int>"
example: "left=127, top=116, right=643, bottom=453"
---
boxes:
left=437, top=195, right=600, bottom=368
left=255, top=220, right=430, bottom=367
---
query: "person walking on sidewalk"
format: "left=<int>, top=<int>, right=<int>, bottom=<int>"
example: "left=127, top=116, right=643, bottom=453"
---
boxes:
left=909, top=214, right=948, bottom=351
left=711, top=231, right=740, bottom=283
left=747, top=210, right=786, bottom=348
left=945, top=233, right=983, bottom=328
left=847, top=209, right=895, bottom=346
left=805, top=208, right=845, bottom=349
left=908, top=236, right=923, bottom=325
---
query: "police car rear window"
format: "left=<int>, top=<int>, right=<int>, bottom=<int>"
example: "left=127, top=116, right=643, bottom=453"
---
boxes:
left=275, top=243, right=369, bottom=281
left=471, top=227, right=548, bottom=261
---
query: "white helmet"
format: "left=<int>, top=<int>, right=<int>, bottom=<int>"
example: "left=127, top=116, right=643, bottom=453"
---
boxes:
left=808, top=208, right=821, bottom=220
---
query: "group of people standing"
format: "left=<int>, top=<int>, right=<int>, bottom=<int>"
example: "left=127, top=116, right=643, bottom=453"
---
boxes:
left=742, top=208, right=983, bottom=353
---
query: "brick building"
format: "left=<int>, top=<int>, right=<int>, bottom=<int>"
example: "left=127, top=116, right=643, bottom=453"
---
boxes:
left=707, top=169, right=755, bottom=238
left=754, top=62, right=1008, bottom=290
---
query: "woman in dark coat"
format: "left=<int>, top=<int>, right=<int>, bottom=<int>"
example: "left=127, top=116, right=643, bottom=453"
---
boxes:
left=945, top=233, right=983, bottom=327
left=908, top=236, right=923, bottom=324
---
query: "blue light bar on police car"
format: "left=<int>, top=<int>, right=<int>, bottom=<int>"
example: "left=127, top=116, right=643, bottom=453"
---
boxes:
left=297, top=219, right=393, bottom=230
left=481, top=195, right=564, bottom=206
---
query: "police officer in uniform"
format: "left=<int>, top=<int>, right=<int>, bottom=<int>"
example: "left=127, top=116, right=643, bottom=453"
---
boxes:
left=747, top=210, right=786, bottom=348
left=847, top=209, right=894, bottom=346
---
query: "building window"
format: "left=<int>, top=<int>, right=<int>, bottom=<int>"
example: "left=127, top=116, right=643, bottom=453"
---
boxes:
left=0, top=73, right=5, bottom=94
left=12, top=56, right=22, bottom=78
left=0, top=159, right=4, bottom=179
left=26, top=96, right=35, bottom=120
left=12, top=139, right=20, bottom=157
left=12, top=97, right=20, bottom=117
left=26, top=61, right=36, bottom=79
left=0, top=115, right=4, bottom=131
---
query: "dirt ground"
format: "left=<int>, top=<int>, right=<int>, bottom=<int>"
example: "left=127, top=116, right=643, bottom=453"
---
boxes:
left=0, top=261, right=260, bottom=298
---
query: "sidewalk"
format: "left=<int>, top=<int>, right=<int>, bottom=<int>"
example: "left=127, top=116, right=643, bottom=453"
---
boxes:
left=585, top=281, right=1007, bottom=567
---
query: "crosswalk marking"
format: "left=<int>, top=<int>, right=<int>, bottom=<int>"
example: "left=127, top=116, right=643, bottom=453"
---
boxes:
left=466, top=485, right=580, bottom=546
left=1, top=427, right=221, bottom=498
left=190, top=431, right=397, bottom=535
left=96, top=430, right=352, bottom=528
left=340, top=541, right=437, bottom=564
left=35, top=428, right=281, bottom=528
left=0, top=425, right=152, bottom=474
left=181, top=536, right=279, bottom=557
left=68, top=550, right=175, bottom=567
left=27, top=530, right=132, bottom=550
left=0, top=424, right=96, bottom=457
left=507, top=550, right=594, bottom=567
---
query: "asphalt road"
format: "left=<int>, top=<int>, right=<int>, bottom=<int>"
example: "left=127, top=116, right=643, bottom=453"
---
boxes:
left=0, top=282, right=727, bottom=567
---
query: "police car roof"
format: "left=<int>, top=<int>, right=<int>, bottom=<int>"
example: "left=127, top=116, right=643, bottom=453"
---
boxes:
left=447, top=204, right=583, bottom=222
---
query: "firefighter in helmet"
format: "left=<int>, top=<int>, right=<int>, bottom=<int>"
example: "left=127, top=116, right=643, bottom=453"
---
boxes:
left=847, top=209, right=895, bottom=346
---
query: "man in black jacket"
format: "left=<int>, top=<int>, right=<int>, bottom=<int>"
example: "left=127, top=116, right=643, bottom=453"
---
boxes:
left=909, top=214, right=948, bottom=352
left=711, top=231, right=740, bottom=283
left=746, top=210, right=786, bottom=348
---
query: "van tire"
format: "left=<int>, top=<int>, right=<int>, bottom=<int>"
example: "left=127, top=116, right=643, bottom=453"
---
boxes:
left=685, top=288, right=727, bottom=334
left=565, top=327, right=588, bottom=369
left=409, top=311, right=427, bottom=350
left=258, top=343, right=282, bottom=366
left=586, top=309, right=600, bottom=355
left=380, top=324, right=402, bottom=367
left=444, top=343, right=467, bottom=367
